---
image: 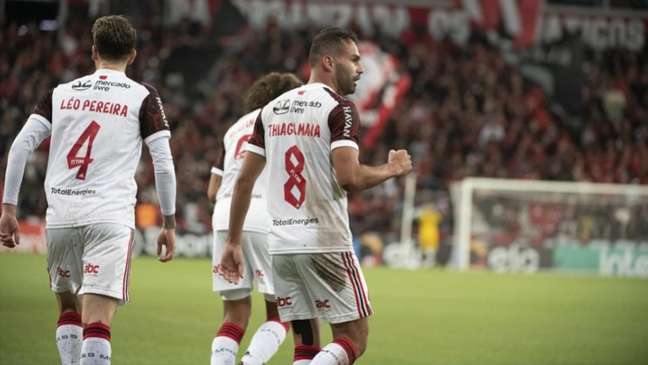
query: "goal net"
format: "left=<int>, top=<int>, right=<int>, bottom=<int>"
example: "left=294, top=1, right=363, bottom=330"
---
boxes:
left=451, top=178, right=648, bottom=277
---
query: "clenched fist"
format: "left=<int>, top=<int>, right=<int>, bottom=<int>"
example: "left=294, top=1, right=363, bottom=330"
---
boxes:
left=388, top=149, right=413, bottom=176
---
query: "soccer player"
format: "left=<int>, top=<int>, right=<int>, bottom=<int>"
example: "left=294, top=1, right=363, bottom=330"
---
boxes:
left=0, top=15, right=176, bottom=365
left=208, top=72, right=303, bottom=365
left=220, top=28, right=412, bottom=365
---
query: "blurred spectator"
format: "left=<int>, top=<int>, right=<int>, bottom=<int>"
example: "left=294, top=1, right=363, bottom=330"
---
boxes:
left=1, top=11, right=647, bottom=247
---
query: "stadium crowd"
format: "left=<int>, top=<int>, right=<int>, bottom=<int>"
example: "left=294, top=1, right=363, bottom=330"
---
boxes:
left=1, top=12, right=647, bottom=251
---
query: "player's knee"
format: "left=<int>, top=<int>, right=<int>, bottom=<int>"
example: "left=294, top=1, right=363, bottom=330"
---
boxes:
left=352, top=332, right=368, bottom=357
left=264, top=298, right=280, bottom=321
left=223, top=310, right=249, bottom=329
left=336, top=320, right=368, bottom=357
left=223, top=298, right=252, bottom=328
left=57, top=292, right=79, bottom=313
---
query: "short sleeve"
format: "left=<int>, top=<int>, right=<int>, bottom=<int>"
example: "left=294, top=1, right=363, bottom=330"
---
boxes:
left=139, top=83, right=171, bottom=144
left=328, top=99, right=360, bottom=150
left=32, top=89, right=53, bottom=123
left=245, top=111, right=265, bottom=157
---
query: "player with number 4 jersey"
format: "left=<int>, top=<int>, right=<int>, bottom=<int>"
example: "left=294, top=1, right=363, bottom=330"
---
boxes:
left=0, top=15, right=176, bottom=365
left=43, top=62, right=170, bottom=229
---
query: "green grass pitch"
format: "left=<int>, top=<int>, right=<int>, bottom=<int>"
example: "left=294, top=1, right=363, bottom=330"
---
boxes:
left=1, top=253, right=647, bottom=364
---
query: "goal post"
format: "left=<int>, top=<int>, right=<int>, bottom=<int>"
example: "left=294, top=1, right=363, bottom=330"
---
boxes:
left=451, top=178, right=648, bottom=277
left=384, top=172, right=421, bottom=269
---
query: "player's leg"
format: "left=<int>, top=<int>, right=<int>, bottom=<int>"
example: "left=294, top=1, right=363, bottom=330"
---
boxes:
left=298, top=252, right=373, bottom=365
left=211, top=231, right=253, bottom=365
left=211, top=294, right=251, bottom=365
left=310, top=318, right=368, bottom=365
left=80, top=294, right=119, bottom=365
left=55, top=292, right=83, bottom=365
left=291, top=319, right=321, bottom=365
left=47, top=227, right=84, bottom=365
left=272, top=254, right=322, bottom=365
left=239, top=232, right=289, bottom=365
left=77, top=224, right=135, bottom=365
left=239, top=296, right=290, bottom=365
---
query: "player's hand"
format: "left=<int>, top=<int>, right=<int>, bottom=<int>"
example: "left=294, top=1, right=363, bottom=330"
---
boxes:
left=388, top=149, right=413, bottom=176
left=157, top=228, right=175, bottom=262
left=0, top=204, right=20, bottom=248
left=220, top=241, right=244, bottom=284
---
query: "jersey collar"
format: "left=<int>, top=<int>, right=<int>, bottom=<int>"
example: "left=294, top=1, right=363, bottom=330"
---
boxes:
left=94, top=68, right=126, bottom=76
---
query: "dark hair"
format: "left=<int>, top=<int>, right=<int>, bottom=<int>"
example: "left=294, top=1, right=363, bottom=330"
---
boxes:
left=308, top=27, right=358, bottom=66
left=244, top=72, right=303, bottom=112
left=91, top=15, right=136, bottom=60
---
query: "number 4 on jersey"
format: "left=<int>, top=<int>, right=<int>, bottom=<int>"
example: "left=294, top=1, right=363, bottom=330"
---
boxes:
left=67, top=121, right=101, bottom=180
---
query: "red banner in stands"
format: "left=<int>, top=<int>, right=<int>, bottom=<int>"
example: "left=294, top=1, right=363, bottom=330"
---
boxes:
left=349, top=42, right=411, bottom=149
left=232, top=0, right=646, bottom=51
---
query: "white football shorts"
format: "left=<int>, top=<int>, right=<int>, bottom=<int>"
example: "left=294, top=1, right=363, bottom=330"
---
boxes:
left=46, top=224, right=135, bottom=304
left=212, top=230, right=275, bottom=301
left=272, top=251, right=373, bottom=324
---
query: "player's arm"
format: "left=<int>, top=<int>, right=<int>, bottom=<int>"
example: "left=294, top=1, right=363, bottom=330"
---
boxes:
left=220, top=151, right=265, bottom=283
left=207, top=143, right=225, bottom=203
left=145, top=136, right=176, bottom=262
left=227, top=152, right=266, bottom=243
left=1, top=113, right=52, bottom=247
left=221, top=113, right=266, bottom=283
left=332, top=147, right=411, bottom=193
left=207, top=174, right=222, bottom=203
left=140, top=83, right=176, bottom=262
left=328, top=99, right=412, bottom=193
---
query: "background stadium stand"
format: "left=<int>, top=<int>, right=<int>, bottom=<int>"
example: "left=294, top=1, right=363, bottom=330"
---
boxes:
left=1, top=0, right=647, bottom=264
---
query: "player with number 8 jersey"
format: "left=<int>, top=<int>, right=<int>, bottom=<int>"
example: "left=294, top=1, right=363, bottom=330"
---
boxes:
left=222, top=28, right=413, bottom=365
left=247, top=82, right=359, bottom=254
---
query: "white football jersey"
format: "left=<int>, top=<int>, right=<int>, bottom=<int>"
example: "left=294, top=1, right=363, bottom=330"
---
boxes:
left=246, top=82, right=360, bottom=254
left=211, top=108, right=269, bottom=233
left=33, top=68, right=170, bottom=229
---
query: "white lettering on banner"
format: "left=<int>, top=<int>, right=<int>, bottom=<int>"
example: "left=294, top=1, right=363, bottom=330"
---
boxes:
left=233, top=0, right=409, bottom=37
left=599, top=246, right=648, bottom=278
left=428, top=10, right=471, bottom=45
left=305, top=4, right=352, bottom=28
left=542, top=14, right=645, bottom=51
left=369, top=5, right=409, bottom=37
left=233, top=0, right=646, bottom=51
left=487, top=243, right=540, bottom=273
